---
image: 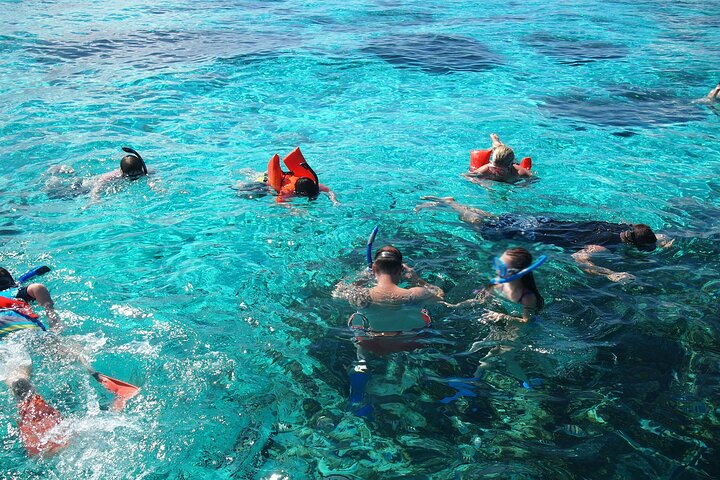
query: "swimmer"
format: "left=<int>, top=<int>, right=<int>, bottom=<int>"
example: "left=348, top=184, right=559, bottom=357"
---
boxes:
left=417, top=197, right=670, bottom=282
left=334, top=244, right=444, bottom=415
left=707, top=82, right=720, bottom=101
left=1, top=266, right=138, bottom=455
left=444, top=248, right=545, bottom=323
left=265, top=147, right=338, bottom=204
left=465, top=134, right=532, bottom=183
left=0, top=268, right=58, bottom=328
left=89, top=146, right=149, bottom=201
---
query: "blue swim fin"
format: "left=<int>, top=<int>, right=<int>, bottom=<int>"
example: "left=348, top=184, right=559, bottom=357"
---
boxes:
left=348, top=362, right=372, bottom=417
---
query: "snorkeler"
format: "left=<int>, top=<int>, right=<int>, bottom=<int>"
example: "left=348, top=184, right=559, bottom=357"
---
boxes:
left=333, top=241, right=444, bottom=416
left=334, top=243, right=444, bottom=357
left=417, top=197, right=668, bottom=282
left=444, top=248, right=546, bottom=323
left=465, top=134, right=532, bottom=183
left=0, top=266, right=138, bottom=456
left=88, top=146, right=149, bottom=201
left=265, top=147, right=338, bottom=204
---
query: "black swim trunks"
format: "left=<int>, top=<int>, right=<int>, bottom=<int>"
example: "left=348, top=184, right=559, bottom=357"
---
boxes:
left=479, top=214, right=628, bottom=250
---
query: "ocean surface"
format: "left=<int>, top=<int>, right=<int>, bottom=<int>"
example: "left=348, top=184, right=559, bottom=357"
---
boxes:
left=1, top=0, right=719, bottom=478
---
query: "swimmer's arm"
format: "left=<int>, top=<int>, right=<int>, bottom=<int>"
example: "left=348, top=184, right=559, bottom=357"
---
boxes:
left=572, top=245, right=635, bottom=282
left=441, top=286, right=494, bottom=308
left=89, top=170, right=122, bottom=201
left=513, top=165, right=532, bottom=177
left=656, top=234, right=674, bottom=249
left=403, top=264, right=444, bottom=302
left=465, top=164, right=492, bottom=177
left=319, top=184, right=339, bottom=204
left=490, top=133, right=504, bottom=148
left=25, top=283, right=60, bottom=330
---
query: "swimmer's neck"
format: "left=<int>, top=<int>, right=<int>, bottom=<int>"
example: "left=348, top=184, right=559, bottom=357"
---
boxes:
left=499, top=279, right=525, bottom=300
left=374, top=272, right=402, bottom=288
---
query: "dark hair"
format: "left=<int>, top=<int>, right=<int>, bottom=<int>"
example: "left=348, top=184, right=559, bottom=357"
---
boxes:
left=374, top=245, right=403, bottom=275
left=504, top=248, right=544, bottom=310
left=120, top=155, right=146, bottom=178
left=632, top=224, right=657, bottom=249
left=294, top=177, right=320, bottom=199
left=0, top=267, right=15, bottom=290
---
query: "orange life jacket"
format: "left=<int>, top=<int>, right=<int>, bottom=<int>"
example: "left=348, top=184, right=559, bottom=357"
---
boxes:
left=267, top=147, right=318, bottom=196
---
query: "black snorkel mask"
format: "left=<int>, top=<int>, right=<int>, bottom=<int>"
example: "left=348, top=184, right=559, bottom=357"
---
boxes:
left=298, top=161, right=320, bottom=201
left=121, top=146, right=148, bottom=178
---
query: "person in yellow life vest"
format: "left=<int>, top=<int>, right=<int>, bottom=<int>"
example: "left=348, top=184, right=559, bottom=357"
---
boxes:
left=266, top=147, right=338, bottom=204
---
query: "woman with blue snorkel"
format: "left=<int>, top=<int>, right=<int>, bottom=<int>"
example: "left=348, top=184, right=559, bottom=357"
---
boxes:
left=445, top=248, right=545, bottom=323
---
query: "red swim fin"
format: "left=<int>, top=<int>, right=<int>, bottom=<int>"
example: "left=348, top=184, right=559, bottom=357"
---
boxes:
left=266, top=153, right=283, bottom=193
left=282, top=147, right=315, bottom=181
left=470, top=149, right=492, bottom=170
left=520, top=157, right=532, bottom=169
left=17, top=394, right=68, bottom=456
left=93, top=373, right=140, bottom=399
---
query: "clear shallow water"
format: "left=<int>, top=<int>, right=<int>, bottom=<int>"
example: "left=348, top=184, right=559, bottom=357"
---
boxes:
left=1, top=0, right=719, bottom=478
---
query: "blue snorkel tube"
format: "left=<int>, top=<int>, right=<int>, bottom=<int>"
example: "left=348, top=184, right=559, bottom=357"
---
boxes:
left=491, top=255, right=548, bottom=284
left=17, top=265, right=51, bottom=284
left=366, top=226, right=379, bottom=269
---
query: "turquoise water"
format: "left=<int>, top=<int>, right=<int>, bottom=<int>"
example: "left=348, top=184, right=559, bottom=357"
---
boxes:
left=1, top=0, right=719, bottom=477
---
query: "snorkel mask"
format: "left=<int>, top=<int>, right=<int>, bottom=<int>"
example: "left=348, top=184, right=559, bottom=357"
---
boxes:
left=491, top=255, right=548, bottom=284
left=295, top=161, right=320, bottom=200
left=121, top=146, right=148, bottom=178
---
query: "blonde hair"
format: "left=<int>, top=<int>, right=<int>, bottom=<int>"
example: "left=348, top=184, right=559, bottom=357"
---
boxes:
left=492, top=145, right=515, bottom=168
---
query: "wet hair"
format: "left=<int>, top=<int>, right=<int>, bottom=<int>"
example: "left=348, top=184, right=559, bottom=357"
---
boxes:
left=492, top=145, right=515, bottom=168
left=294, top=177, right=320, bottom=199
left=11, top=378, right=34, bottom=401
left=631, top=224, right=657, bottom=250
left=120, top=155, right=146, bottom=178
left=373, top=245, right=403, bottom=275
left=503, top=248, right=544, bottom=310
left=0, top=267, right=15, bottom=290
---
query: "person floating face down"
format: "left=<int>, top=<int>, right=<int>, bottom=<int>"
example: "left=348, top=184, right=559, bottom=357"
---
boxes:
left=466, top=133, right=532, bottom=183
left=266, top=147, right=338, bottom=204
left=417, top=196, right=668, bottom=283
left=89, top=147, right=148, bottom=201
left=445, top=248, right=545, bottom=323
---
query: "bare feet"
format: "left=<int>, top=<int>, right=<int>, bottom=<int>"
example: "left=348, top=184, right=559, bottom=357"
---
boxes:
left=419, top=196, right=455, bottom=202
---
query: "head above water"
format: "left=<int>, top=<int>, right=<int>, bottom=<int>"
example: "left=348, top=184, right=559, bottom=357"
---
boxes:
left=497, top=247, right=545, bottom=310
left=294, top=177, right=320, bottom=200
left=0, top=267, right=15, bottom=290
left=492, top=145, right=515, bottom=168
left=120, top=146, right=147, bottom=179
left=620, top=224, right=657, bottom=251
left=373, top=245, right=403, bottom=276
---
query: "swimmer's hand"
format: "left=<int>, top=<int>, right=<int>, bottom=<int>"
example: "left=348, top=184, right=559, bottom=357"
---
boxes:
left=656, top=234, right=674, bottom=249
left=607, top=272, right=635, bottom=283
left=402, top=264, right=422, bottom=283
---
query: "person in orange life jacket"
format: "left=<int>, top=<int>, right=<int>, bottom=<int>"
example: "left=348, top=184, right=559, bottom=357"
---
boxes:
left=266, top=147, right=338, bottom=204
left=465, top=133, right=532, bottom=183
left=443, top=248, right=545, bottom=323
